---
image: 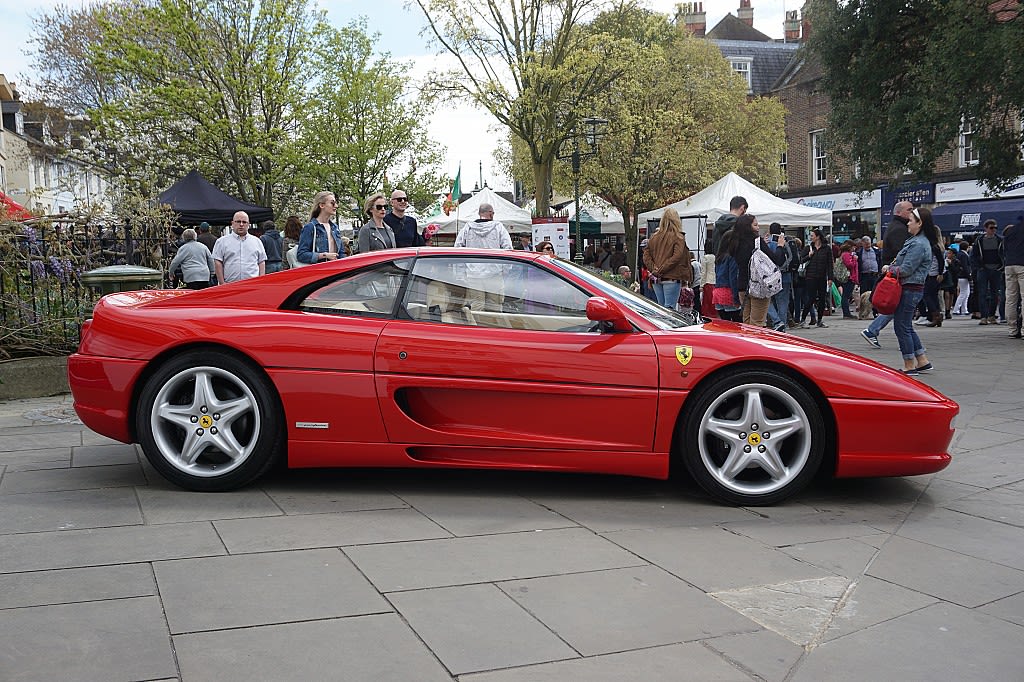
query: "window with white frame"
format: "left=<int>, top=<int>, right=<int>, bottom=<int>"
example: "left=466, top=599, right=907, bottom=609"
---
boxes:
left=959, top=119, right=979, bottom=167
left=729, top=57, right=753, bottom=92
left=778, top=152, right=788, bottom=189
left=811, top=130, right=827, bottom=185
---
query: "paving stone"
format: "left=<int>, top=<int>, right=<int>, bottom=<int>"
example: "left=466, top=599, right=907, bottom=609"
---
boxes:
left=459, top=643, right=751, bottom=681
left=704, top=629, right=805, bottom=682
left=0, top=462, right=145, bottom=493
left=80, top=430, right=122, bottom=446
left=0, top=596, right=177, bottom=681
left=723, top=513, right=887, bottom=547
left=71, top=442, right=140, bottom=466
left=791, top=603, right=1024, bottom=682
left=898, top=506, right=1024, bottom=570
left=779, top=537, right=879, bottom=578
left=978, top=591, right=1024, bottom=628
left=604, top=525, right=828, bottom=592
left=388, top=583, right=577, bottom=674
left=397, top=491, right=575, bottom=536
left=0, top=487, right=143, bottom=533
left=946, top=486, right=1024, bottom=527
left=0, top=522, right=225, bottom=573
left=263, top=479, right=409, bottom=514
left=0, top=430, right=82, bottom=451
left=174, top=613, right=452, bottom=681
left=937, top=444, right=1024, bottom=488
left=711, top=576, right=852, bottom=646
left=136, top=486, right=283, bottom=524
left=501, top=566, right=757, bottom=656
left=214, top=508, right=450, bottom=554
left=347, top=527, right=645, bottom=592
left=0, top=446, right=71, bottom=470
left=526, top=492, right=755, bottom=532
left=0, top=563, right=156, bottom=609
left=821, top=575, right=938, bottom=641
left=866, top=536, right=1024, bottom=607
left=155, top=548, right=389, bottom=633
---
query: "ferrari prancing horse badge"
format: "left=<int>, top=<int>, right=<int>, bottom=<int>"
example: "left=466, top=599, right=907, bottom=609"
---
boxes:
left=675, top=346, right=693, bottom=366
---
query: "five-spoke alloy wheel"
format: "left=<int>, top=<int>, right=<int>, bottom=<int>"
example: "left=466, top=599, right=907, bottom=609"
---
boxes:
left=136, top=350, right=281, bottom=491
left=681, top=369, right=825, bottom=505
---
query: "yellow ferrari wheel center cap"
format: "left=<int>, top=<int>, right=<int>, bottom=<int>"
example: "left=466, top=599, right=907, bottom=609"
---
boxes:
left=199, top=415, right=213, bottom=429
left=747, top=433, right=761, bottom=446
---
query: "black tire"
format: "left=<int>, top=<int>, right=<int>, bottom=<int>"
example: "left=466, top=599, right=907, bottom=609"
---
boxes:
left=136, top=350, right=282, bottom=491
left=679, top=368, right=824, bottom=505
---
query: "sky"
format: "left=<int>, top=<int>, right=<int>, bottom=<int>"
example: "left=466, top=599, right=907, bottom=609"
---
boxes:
left=1, top=0, right=789, bottom=193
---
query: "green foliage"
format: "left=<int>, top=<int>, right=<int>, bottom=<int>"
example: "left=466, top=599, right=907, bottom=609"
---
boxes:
left=295, top=20, right=447, bottom=221
left=414, top=0, right=629, bottom=216
left=806, top=0, right=1024, bottom=190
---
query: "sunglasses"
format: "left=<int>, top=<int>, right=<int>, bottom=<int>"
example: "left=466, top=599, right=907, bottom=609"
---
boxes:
left=373, top=204, right=387, bottom=210
left=393, top=197, right=409, bottom=203
left=542, top=246, right=554, bottom=251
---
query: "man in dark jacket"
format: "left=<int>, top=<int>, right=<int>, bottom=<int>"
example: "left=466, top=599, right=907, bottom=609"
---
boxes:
left=258, top=220, right=284, bottom=273
left=709, top=196, right=747, bottom=256
left=971, top=219, right=1005, bottom=324
left=384, top=189, right=425, bottom=248
left=196, top=221, right=218, bottom=252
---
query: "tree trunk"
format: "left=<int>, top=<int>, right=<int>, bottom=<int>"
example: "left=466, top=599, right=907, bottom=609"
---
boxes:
left=532, top=159, right=552, bottom=217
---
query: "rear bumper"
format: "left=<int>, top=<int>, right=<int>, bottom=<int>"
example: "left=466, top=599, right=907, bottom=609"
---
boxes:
left=68, top=354, right=146, bottom=444
left=832, top=397, right=958, bottom=478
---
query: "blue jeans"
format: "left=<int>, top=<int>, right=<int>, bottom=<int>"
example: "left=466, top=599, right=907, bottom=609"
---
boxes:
left=893, top=288, right=927, bottom=361
left=841, top=279, right=857, bottom=316
left=653, top=280, right=681, bottom=310
left=976, top=268, right=1003, bottom=319
left=866, top=312, right=893, bottom=337
left=768, top=273, right=792, bottom=329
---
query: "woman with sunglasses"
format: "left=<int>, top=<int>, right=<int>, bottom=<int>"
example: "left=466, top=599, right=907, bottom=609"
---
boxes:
left=357, top=192, right=397, bottom=253
left=883, top=206, right=934, bottom=375
left=536, top=241, right=555, bottom=255
left=297, top=191, right=345, bottom=264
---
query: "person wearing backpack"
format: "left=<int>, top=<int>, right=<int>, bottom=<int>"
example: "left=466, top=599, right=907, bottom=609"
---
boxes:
left=798, top=228, right=834, bottom=328
left=734, top=214, right=784, bottom=327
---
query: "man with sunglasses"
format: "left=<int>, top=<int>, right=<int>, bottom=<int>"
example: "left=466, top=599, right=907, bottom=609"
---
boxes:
left=384, top=190, right=425, bottom=248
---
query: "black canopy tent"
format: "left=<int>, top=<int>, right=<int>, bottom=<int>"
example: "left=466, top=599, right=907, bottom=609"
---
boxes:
left=931, top=197, right=1024, bottom=235
left=158, top=170, right=274, bottom=226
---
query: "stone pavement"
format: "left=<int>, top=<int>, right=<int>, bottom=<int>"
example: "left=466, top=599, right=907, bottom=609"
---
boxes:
left=1, top=315, right=1023, bottom=681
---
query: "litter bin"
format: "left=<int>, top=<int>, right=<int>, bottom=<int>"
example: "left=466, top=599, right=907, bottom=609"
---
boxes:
left=80, top=265, right=164, bottom=295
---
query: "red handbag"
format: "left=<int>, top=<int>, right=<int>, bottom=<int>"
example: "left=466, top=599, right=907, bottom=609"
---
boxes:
left=871, top=272, right=902, bottom=314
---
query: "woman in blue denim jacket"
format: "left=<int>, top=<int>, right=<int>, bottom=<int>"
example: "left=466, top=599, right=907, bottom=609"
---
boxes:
left=884, top=206, right=934, bottom=375
left=297, top=191, right=345, bottom=265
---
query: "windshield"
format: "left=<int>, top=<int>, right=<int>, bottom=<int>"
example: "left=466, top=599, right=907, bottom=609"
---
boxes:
left=548, top=258, right=698, bottom=330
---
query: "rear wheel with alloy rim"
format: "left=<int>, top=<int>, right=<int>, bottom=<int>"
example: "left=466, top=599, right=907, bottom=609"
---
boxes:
left=136, top=350, right=282, bottom=491
left=680, top=368, right=825, bottom=505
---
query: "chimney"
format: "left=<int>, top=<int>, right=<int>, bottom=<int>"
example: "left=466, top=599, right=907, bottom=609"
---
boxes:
left=801, top=7, right=812, bottom=41
left=738, top=0, right=754, bottom=27
left=784, top=10, right=800, bottom=41
left=680, top=2, right=706, bottom=37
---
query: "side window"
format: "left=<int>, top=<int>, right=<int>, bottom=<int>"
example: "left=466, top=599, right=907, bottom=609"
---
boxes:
left=402, top=257, right=593, bottom=331
left=299, top=261, right=409, bottom=316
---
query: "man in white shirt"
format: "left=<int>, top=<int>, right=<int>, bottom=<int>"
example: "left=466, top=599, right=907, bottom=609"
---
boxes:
left=213, top=211, right=267, bottom=284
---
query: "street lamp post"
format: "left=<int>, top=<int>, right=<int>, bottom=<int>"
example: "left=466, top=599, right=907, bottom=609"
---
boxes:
left=557, top=116, right=608, bottom=263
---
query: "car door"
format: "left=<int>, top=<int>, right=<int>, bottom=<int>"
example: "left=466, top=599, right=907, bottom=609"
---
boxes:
left=374, top=255, right=660, bottom=457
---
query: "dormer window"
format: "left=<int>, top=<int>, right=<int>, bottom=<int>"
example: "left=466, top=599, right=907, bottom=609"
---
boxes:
left=729, top=57, right=753, bottom=93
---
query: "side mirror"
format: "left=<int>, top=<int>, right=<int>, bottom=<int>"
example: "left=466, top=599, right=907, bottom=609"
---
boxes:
left=586, top=297, right=632, bottom=332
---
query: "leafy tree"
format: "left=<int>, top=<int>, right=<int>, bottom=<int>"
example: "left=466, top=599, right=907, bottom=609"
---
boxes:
left=555, top=6, right=786, bottom=261
left=805, top=0, right=1024, bottom=190
left=414, top=0, right=629, bottom=216
left=295, top=21, right=447, bottom=221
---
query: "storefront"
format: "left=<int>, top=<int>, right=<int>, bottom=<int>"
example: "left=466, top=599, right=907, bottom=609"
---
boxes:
left=791, top=189, right=881, bottom=242
left=933, top=177, right=1024, bottom=237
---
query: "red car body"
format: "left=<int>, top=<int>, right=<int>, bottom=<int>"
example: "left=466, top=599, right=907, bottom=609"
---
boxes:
left=69, top=247, right=957, bottom=505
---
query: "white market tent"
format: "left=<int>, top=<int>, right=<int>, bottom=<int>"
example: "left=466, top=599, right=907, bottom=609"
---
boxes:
left=637, top=172, right=832, bottom=228
left=426, top=187, right=533, bottom=234
left=566, top=193, right=626, bottom=235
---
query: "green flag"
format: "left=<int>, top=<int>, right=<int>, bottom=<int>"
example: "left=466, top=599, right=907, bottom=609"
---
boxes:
left=451, top=166, right=461, bottom=203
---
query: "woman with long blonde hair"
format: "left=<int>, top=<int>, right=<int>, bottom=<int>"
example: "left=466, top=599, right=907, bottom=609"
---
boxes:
left=641, top=207, right=692, bottom=309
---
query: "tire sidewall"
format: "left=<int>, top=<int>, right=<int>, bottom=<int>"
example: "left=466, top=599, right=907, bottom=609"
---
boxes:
left=136, top=350, right=281, bottom=491
left=680, top=368, right=824, bottom=505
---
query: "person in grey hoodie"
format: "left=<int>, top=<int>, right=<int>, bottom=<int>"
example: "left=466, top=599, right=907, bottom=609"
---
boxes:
left=168, top=228, right=216, bottom=289
left=453, top=202, right=513, bottom=311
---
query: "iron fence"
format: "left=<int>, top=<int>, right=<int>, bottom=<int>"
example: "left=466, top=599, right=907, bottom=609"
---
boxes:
left=1, top=221, right=179, bottom=358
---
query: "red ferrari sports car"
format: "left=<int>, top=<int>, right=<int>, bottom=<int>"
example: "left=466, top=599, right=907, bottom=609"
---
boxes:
left=69, top=247, right=957, bottom=505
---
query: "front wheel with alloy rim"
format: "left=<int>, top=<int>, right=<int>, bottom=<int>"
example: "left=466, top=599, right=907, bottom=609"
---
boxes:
left=136, top=350, right=282, bottom=491
left=680, top=368, right=825, bottom=505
